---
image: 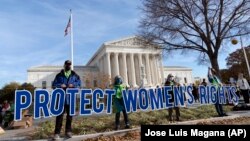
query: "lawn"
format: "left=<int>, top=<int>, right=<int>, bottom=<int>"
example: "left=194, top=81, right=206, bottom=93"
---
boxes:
left=30, top=105, right=233, bottom=140
left=84, top=115, right=250, bottom=141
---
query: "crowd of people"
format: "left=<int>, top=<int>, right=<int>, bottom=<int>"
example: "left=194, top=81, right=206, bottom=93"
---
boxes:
left=152, top=67, right=250, bottom=122
left=1, top=60, right=250, bottom=139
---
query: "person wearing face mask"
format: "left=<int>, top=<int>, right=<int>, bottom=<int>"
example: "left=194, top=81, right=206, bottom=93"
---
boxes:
left=113, top=75, right=130, bottom=130
left=52, top=60, right=81, bottom=140
left=164, top=74, right=180, bottom=122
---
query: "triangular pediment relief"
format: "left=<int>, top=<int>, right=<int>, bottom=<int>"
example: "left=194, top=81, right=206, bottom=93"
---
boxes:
left=104, top=36, right=144, bottom=47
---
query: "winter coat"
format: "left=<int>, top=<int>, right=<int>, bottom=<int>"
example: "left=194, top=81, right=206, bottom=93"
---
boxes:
left=113, top=84, right=126, bottom=113
left=52, top=69, right=81, bottom=105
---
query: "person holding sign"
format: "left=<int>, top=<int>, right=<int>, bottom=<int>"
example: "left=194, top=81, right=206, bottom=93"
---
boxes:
left=113, top=75, right=130, bottom=130
left=164, top=74, right=180, bottom=122
left=207, top=67, right=227, bottom=117
left=52, top=60, right=81, bottom=139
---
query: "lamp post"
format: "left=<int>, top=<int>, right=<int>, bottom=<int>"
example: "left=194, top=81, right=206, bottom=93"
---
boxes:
left=232, top=36, right=250, bottom=78
left=240, top=36, right=250, bottom=78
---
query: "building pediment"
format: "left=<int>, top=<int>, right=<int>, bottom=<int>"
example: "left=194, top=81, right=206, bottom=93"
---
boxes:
left=104, top=36, right=144, bottom=47
left=87, top=35, right=161, bottom=66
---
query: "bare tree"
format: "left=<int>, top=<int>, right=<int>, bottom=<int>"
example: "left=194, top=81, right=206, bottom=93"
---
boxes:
left=84, top=72, right=111, bottom=89
left=220, top=46, right=250, bottom=81
left=82, top=72, right=111, bottom=107
left=139, top=0, right=250, bottom=75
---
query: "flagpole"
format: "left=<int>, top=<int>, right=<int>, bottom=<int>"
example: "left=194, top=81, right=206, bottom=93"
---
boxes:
left=70, top=9, right=74, bottom=70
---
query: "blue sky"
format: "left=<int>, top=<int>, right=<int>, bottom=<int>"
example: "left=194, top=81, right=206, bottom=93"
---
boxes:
left=0, top=0, right=244, bottom=87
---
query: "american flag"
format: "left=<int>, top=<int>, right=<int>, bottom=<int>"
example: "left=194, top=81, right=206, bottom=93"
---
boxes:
left=64, top=16, right=71, bottom=36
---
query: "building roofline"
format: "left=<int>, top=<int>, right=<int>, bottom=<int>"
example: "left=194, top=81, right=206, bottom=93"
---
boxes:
left=164, top=66, right=192, bottom=70
left=86, top=35, right=165, bottom=66
left=103, top=35, right=138, bottom=45
left=86, top=35, right=139, bottom=66
left=27, top=65, right=98, bottom=72
left=86, top=44, right=105, bottom=66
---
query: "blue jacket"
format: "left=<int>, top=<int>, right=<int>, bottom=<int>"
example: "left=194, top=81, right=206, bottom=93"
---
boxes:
left=52, top=69, right=81, bottom=105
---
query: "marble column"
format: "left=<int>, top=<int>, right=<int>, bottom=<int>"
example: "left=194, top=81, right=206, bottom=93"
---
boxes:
left=122, top=53, right=128, bottom=86
left=150, top=55, right=156, bottom=85
left=130, top=53, right=137, bottom=87
left=105, top=52, right=111, bottom=77
left=138, top=53, right=142, bottom=86
left=102, top=57, right=106, bottom=74
left=145, top=53, right=151, bottom=85
left=153, top=54, right=159, bottom=85
left=102, top=56, right=105, bottom=73
left=99, top=57, right=103, bottom=73
left=96, top=60, right=99, bottom=69
left=138, top=53, right=142, bottom=67
left=159, top=55, right=165, bottom=83
left=114, top=53, right=120, bottom=76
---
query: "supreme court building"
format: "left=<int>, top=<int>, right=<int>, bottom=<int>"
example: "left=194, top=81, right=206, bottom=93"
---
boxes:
left=27, top=36, right=193, bottom=90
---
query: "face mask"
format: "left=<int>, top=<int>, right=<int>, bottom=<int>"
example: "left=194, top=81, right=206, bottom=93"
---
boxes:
left=65, top=65, right=71, bottom=71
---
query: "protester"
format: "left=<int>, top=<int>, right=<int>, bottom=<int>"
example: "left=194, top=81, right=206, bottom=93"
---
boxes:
left=1, top=100, right=10, bottom=117
left=7, top=101, right=14, bottom=119
left=9, top=101, right=14, bottom=115
left=113, top=75, right=130, bottom=130
left=200, top=78, right=207, bottom=86
left=2, top=100, right=10, bottom=111
left=155, top=85, right=160, bottom=93
left=235, top=83, right=241, bottom=99
left=237, top=73, right=250, bottom=103
left=207, top=67, right=227, bottom=117
left=52, top=60, right=81, bottom=139
left=192, top=84, right=199, bottom=102
left=227, top=80, right=241, bottom=101
left=164, top=74, right=180, bottom=122
left=2, top=101, right=14, bottom=128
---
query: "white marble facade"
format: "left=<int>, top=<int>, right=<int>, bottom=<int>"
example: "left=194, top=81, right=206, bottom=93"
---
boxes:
left=27, top=66, right=98, bottom=91
left=163, top=66, right=193, bottom=84
left=27, top=36, right=193, bottom=89
left=86, top=36, right=164, bottom=87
